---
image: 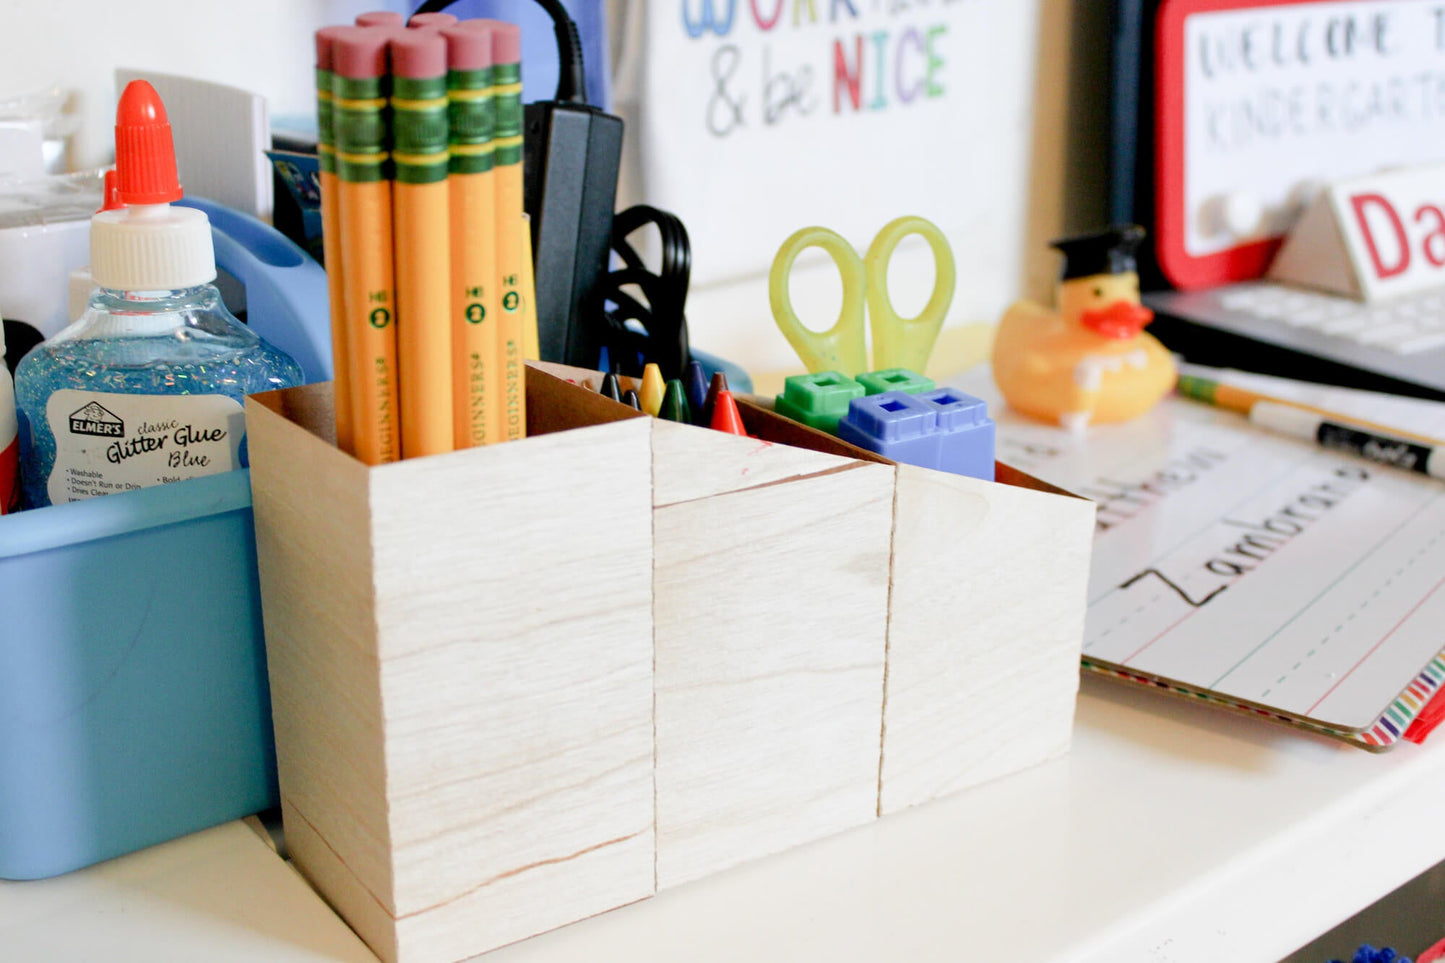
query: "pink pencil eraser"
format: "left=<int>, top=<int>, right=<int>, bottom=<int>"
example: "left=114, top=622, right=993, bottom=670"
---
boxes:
left=315, top=25, right=351, bottom=71
left=456, top=18, right=520, bottom=64
left=389, top=28, right=446, bottom=78
left=408, top=12, right=458, bottom=29
left=441, top=22, right=493, bottom=72
left=355, top=10, right=404, bottom=27
left=332, top=25, right=391, bottom=80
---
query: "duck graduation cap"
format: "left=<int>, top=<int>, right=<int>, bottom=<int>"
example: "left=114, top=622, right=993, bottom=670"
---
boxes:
left=991, top=224, right=1177, bottom=431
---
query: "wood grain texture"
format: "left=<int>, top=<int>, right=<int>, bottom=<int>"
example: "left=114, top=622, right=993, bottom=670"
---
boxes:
left=878, top=465, right=1096, bottom=816
left=248, top=380, right=656, bottom=963
left=651, top=417, right=867, bottom=508
left=653, top=460, right=895, bottom=890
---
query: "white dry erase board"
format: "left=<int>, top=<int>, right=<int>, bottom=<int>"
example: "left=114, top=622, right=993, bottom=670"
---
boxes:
left=611, top=0, right=1044, bottom=301
left=952, top=367, right=1445, bottom=747
left=1155, top=0, right=1445, bottom=289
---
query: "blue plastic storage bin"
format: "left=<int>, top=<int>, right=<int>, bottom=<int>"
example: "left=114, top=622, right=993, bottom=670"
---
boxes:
left=0, top=199, right=330, bottom=880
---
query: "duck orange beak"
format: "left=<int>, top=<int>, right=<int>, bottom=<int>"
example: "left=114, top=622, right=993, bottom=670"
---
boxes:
left=1079, top=300, right=1154, bottom=339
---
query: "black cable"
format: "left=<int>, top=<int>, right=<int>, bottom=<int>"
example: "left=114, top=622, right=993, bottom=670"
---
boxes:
left=599, top=205, right=692, bottom=380
left=410, top=0, right=587, bottom=103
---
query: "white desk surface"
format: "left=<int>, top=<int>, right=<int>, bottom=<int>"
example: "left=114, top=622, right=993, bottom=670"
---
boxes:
left=6, top=674, right=1444, bottom=963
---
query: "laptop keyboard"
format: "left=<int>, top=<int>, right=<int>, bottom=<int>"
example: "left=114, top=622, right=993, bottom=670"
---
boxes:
left=1215, top=283, right=1445, bottom=355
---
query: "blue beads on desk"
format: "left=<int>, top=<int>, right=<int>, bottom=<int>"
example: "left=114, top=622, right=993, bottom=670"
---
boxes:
left=838, top=388, right=995, bottom=481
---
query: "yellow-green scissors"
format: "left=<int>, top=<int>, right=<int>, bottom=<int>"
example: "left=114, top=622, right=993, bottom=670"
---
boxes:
left=769, top=215, right=956, bottom=378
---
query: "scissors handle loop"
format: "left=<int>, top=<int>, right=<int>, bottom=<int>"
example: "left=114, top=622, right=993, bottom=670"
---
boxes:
left=865, top=215, right=956, bottom=374
left=769, top=226, right=869, bottom=377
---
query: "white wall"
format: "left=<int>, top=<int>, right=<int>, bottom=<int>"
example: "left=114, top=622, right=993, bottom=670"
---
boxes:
left=0, top=0, right=1109, bottom=377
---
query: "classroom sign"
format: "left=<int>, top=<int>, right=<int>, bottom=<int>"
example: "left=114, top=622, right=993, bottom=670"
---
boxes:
left=615, top=0, right=1042, bottom=296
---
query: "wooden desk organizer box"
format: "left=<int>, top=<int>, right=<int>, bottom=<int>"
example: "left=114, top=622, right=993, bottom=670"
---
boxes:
left=245, top=364, right=1095, bottom=963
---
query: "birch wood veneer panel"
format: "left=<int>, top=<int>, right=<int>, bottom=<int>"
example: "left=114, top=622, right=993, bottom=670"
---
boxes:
left=879, top=465, right=1095, bottom=815
left=651, top=417, right=866, bottom=507
left=652, top=462, right=895, bottom=890
left=247, top=385, right=656, bottom=963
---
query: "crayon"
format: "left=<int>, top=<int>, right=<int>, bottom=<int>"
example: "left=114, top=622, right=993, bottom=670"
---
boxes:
left=639, top=363, right=664, bottom=416
left=332, top=26, right=400, bottom=465
left=442, top=23, right=498, bottom=448
left=599, top=372, right=622, bottom=402
left=659, top=380, right=691, bottom=423
left=390, top=29, right=454, bottom=458
left=489, top=21, right=527, bottom=441
left=683, top=359, right=708, bottom=425
left=700, top=370, right=728, bottom=429
left=315, top=27, right=354, bottom=454
left=622, top=389, right=641, bottom=410
left=710, top=390, right=747, bottom=435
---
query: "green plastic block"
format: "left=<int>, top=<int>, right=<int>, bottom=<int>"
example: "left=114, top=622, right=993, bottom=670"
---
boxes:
left=774, top=371, right=864, bottom=434
left=857, top=367, right=935, bottom=396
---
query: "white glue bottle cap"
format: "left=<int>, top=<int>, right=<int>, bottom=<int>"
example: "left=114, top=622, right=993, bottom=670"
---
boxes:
left=89, top=81, right=215, bottom=292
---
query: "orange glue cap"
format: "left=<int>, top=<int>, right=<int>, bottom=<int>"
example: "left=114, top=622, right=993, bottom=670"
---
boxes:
left=114, top=80, right=183, bottom=206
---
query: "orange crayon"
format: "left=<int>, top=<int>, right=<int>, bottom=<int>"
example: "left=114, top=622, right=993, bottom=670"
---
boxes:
left=442, top=23, right=499, bottom=448
left=390, top=30, right=453, bottom=458
left=333, top=26, right=400, bottom=465
left=315, top=27, right=353, bottom=454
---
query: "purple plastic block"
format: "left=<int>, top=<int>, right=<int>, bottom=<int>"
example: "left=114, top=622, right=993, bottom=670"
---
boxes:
left=837, top=388, right=995, bottom=481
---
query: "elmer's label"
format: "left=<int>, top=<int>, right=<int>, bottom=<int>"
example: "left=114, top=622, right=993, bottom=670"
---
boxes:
left=45, top=389, right=243, bottom=504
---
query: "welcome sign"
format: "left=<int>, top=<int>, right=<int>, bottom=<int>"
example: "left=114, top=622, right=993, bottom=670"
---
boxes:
left=615, top=0, right=1043, bottom=304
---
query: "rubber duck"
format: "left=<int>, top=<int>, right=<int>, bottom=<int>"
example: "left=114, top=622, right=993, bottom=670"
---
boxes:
left=992, top=225, right=1176, bottom=431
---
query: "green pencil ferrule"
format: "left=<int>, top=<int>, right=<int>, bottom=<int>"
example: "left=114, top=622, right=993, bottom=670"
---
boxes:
left=392, top=75, right=445, bottom=101
left=494, top=141, right=522, bottom=167
left=449, top=151, right=494, bottom=175
left=392, top=106, right=448, bottom=155
left=334, top=155, right=389, bottom=183
left=394, top=158, right=450, bottom=184
left=447, top=98, right=494, bottom=145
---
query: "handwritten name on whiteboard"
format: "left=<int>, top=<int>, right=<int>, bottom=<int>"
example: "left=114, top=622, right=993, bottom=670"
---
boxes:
left=1179, top=0, right=1445, bottom=259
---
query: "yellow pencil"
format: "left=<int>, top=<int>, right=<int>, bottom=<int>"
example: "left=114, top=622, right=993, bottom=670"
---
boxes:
left=390, top=29, right=454, bottom=458
left=333, top=26, right=400, bottom=466
left=443, top=22, right=499, bottom=448
left=489, top=21, right=527, bottom=441
left=315, top=27, right=353, bottom=454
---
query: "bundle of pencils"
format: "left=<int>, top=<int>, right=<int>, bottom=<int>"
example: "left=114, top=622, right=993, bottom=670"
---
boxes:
left=315, top=13, right=535, bottom=465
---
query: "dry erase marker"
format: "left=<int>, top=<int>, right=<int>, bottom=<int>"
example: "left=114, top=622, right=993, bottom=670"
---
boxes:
left=333, top=26, right=400, bottom=465
left=390, top=30, right=454, bottom=458
left=442, top=22, right=498, bottom=448
left=1253, top=403, right=1445, bottom=479
left=315, top=27, right=353, bottom=454
left=1179, top=374, right=1445, bottom=480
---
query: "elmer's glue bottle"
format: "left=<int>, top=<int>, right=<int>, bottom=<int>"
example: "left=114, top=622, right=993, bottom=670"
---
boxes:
left=14, top=80, right=301, bottom=508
